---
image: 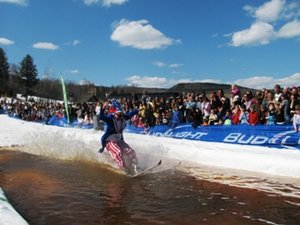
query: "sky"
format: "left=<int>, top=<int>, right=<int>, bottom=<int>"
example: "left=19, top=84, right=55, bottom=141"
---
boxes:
left=1, top=0, right=300, bottom=89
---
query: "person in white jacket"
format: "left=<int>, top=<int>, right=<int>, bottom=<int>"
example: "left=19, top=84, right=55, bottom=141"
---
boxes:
left=293, top=105, right=300, bottom=132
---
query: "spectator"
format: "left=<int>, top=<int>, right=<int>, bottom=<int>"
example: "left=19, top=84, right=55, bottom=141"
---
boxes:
left=218, top=96, right=230, bottom=120
left=202, top=97, right=211, bottom=119
left=145, top=103, right=156, bottom=128
left=184, top=94, right=196, bottom=123
left=293, top=105, right=300, bottom=132
left=238, top=104, right=249, bottom=124
left=131, top=114, right=140, bottom=126
left=274, top=102, right=284, bottom=125
left=137, top=117, right=145, bottom=128
left=231, top=84, right=240, bottom=98
left=191, top=108, right=203, bottom=128
left=217, top=89, right=225, bottom=100
left=170, top=106, right=180, bottom=128
left=243, top=91, right=257, bottom=111
left=248, top=105, right=259, bottom=125
left=208, top=109, right=218, bottom=125
left=258, top=105, right=268, bottom=125
left=177, top=97, right=185, bottom=123
left=266, top=103, right=276, bottom=125
left=194, top=95, right=202, bottom=111
left=161, top=111, right=170, bottom=125
left=222, top=109, right=232, bottom=125
left=266, top=92, right=275, bottom=105
left=261, top=89, right=270, bottom=108
left=280, top=94, right=290, bottom=124
left=232, top=95, right=241, bottom=105
left=273, top=84, right=282, bottom=102
left=210, top=91, right=222, bottom=110
left=232, top=104, right=241, bottom=125
left=202, top=118, right=209, bottom=126
left=3, top=83, right=300, bottom=129
left=255, top=90, right=264, bottom=106
left=290, top=94, right=298, bottom=119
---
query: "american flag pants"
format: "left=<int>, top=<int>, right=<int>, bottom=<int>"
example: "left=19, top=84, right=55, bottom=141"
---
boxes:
left=105, top=140, right=137, bottom=169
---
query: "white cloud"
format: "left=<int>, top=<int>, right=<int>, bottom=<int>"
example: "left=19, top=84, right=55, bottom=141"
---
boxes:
left=127, top=75, right=169, bottom=88
left=230, top=0, right=300, bottom=47
left=231, top=22, right=276, bottom=47
left=169, top=63, right=183, bottom=68
left=234, top=73, right=300, bottom=89
left=282, top=1, right=300, bottom=20
left=0, top=37, right=15, bottom=45
left=234, top=76, right=275, bottom=89
left=152, top=61, right=183, bottom=68
left=67, top=69, right=80, bottom=74
left=153, top=61, right=166, bottom=67
left=83, top=0, right=127, bottom=7
left=79, top=79, right=94, bottom=85
left=243, top=5, right=256, bottom=15
left=126, top=75, right=220, bottom=88
left=32, top=42, right=59, bottom=50
left=255, top=0, right=285, bottom=22
left=72, top=40, right=81, bottom=46
left=103, top=0, right=127, bottom=7
left=83, top=0, right=98, bottom=5
left=111, top=19, right=180, bottom=49
left=64, top=40, right=81, bottom=46
left=126, top=73, right=300, bottom=89
left=277, top=20, right=300, bottom=38
left=0, top=0, right=28, bottom=6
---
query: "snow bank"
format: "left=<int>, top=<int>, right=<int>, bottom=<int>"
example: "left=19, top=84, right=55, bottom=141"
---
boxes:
left=0, top=188, right=29, bottom=225
left=1, top=115, right=300, bottom=178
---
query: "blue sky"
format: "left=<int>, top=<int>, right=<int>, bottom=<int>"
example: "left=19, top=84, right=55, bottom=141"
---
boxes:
left=1, top=0, right=300, bottom=89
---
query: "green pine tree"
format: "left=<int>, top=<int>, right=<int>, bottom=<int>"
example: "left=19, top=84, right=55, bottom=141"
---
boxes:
left=0, top=48, right=10, bottom=95
left=19, top=54, right=38, bottom=96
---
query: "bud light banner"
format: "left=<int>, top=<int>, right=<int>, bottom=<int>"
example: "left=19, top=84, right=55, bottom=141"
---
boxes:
left=125, top=124, right=300, bottom=150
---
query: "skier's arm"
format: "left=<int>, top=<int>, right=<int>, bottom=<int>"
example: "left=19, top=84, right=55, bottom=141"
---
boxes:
left=124, top=108, right=139, bottom=120
left=99, top=101, right=110, bottom=121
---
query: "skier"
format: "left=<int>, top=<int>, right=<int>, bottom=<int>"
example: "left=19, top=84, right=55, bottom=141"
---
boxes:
left=98, top=100, right=139, bottom=175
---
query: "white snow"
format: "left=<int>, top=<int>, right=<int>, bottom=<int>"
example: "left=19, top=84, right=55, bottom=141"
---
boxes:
left=1, top=115, right=300, bottom=179
left=0, top=188, right=29, bottom=225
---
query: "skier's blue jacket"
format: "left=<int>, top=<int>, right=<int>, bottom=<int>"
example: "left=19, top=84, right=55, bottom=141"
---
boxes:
left=99, top=107, right=139, bottom=149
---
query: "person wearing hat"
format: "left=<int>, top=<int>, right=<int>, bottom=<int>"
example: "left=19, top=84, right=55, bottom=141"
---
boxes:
left=293, top=105, right=300, bottom=132
left=98, top=99, right=139, bottom=175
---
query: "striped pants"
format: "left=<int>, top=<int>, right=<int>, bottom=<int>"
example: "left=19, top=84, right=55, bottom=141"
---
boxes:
left=105, top=140, right=137, bottom=169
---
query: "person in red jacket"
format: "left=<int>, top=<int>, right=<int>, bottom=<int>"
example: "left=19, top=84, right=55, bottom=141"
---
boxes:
left=232, top=104, right=241, bottom=124
left=248, top=105, right=259, bottom=125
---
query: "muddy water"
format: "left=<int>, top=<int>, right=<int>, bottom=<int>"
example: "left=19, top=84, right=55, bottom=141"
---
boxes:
left=0, top=150, right=300, bottom=225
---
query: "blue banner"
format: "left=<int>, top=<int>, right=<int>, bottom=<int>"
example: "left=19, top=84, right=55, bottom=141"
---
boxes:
left=47, top=115, right=93, bottom=129
left=125, top=124, right=300, bottom=150
left=45, top=115, right=300, bottom=150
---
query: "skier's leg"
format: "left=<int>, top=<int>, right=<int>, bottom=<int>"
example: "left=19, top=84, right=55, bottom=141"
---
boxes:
left=119, top=141, right=138, bottom=174
left=105, top=141, right=124, bottom=169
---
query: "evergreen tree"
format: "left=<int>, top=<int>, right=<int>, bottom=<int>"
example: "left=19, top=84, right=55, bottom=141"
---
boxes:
left=19, top=54, right=38, bottom=96
left=0, top=48, right=10, bottom=95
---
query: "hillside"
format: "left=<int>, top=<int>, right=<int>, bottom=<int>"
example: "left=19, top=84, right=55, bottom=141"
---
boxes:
left=167, top=82, right=257, bottom=97
left=105, top=82, right=257, bottom=100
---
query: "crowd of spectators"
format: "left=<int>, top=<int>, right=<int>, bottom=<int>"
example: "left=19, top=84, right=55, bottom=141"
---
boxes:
left=1, top=84, right=300, bottom=130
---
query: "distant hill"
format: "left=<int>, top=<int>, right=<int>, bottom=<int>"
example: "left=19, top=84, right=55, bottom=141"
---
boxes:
left=167, top=82, right=257, bottom=97
left=104, top=82, right=257, bottom=100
